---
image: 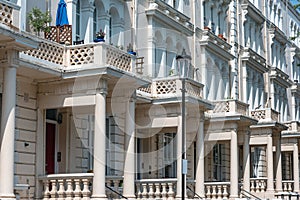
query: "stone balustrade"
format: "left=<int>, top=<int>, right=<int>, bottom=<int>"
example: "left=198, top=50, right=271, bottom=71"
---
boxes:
left=284, top=121, right=300, bottom=132
left=282, top=180, right=294, bottom=192
left=148, top=0, right=194, bottom=32
left=39, top=173, right=93, bottom=200
left=39, top=173, right=125, bottom=200
left=249, top=178, right=267, bottom=193
left=251, top=108, right=279, bottom=122
left=145, top=76, right=203, bottom=99
left=0, top=0, right=21, bottom=29
left=23, top=40, right=143, bottom=74
left=204, top=182, right=230, bottom=199
left=135, top=178, right=177, bottom=200
left=212, top=99, right=249, bottom=115
left=105, top=176, right=124, bottom=199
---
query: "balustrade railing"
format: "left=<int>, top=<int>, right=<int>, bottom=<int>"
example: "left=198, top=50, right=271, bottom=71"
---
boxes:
left=0, top=1, right=12, bottom=26
left=282, top=180, right=294, bottom=192
left=212, top=100, right=249, bottom=115
left=284, top=121, right=300, bottom=132
left=39, top=174, right=125, bottom=200
left=204, top=182, right=230, bottom=199
left=23, top=41, right=142, bottom=74
left=135, top=178, right=177, bottom=200
left=138, top=77, right=203, bottom=100
left=39, top=173, right=93, bottom=200
left=148, top=0, right=194, bottom=31
left=251, top=108, right=279, bottom=122
left=105, top=176, right=124, bottom=199
left=250, top=178, right=267, bottom=193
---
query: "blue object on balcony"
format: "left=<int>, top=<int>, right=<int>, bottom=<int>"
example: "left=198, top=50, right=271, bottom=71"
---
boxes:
left=94, top=37, right=105, bottom=42
left=128, top=51, right=136, bottom=55
left=56, top=0, right=69, bottom=26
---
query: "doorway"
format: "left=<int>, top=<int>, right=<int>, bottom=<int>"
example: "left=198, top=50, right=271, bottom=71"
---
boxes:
left=46, top=122, right=56, bottom=174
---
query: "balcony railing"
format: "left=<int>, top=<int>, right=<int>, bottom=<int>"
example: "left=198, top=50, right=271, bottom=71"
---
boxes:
left=251, top=108, right=279, bottom=122
left=250, top=178, right=267, bottom=193
left=282, top=180, right=294, bottom=192
left=138, top=76, right=203, bottom=99
left=39, top=173, right=94, bottom=200
left=45, top=25, right=72, bottom=44
left=39, top=173, right=125, bottom=200
left=0, top=0, right=20, bottom=28
left=135, top=178, right=177, bottom=200
left=23, top=40, right=143, bottom=74
left=105, top=176, right=124, bottom=199
left=147, top=0, right=194, bottom=32
left=284, top=121, right=300, bottom=132
left=204, top=182, right=230, bottom=199
left=211, top=99, right=249, bottom=115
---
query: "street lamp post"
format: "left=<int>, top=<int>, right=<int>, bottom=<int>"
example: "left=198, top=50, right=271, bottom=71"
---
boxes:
left=176, top=49, right=191, bottom=200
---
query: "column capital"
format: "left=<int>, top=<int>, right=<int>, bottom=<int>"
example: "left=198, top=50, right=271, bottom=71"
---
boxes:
left=1, top=49, right=19, bottom=68
left=96, top=78, right=108, bottom=95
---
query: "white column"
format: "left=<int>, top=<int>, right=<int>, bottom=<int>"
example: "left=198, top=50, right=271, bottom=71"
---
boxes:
left=176, top=116, right=182, bottom=198
left=123, top=99, right=136, bottom=199
left=243, top=132, right=250, bottom=192
left=66, top=0, right=77, bottom=41
left=0, top=66, right=17, bottom=199
left=92, top=80, right=107, bottom=199
left=275, top=136, right=282, bottom=192
left=81, top=4, right=94, bottom=43
left=147, top=16, right=155, bottom=77
left=195, top=120, right=205, bottom=198
left=293, top=143, right=299, bottom=193
left=267, top=135, right=274, bottom=193
left=230, top=129, right=238, bottom=198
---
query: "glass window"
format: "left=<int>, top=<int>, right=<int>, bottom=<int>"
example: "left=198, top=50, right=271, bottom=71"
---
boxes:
left=163, top=133, right=177, bottom=178
left=76, top=1, right=81, bottom=41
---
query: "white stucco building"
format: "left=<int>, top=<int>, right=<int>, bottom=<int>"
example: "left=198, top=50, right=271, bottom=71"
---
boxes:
left=0, top=0, right=299, bottom=199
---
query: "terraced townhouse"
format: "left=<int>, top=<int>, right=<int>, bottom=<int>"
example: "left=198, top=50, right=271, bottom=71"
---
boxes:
left=0, top=0, right=299, bottom=199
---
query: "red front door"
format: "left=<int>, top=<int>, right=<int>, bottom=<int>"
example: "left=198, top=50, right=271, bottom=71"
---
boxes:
left=46, top=123, right=56, bottom=174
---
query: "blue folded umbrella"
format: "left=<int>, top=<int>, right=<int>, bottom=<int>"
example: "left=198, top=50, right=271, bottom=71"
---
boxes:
left=56, top=0, right=69, bottom=26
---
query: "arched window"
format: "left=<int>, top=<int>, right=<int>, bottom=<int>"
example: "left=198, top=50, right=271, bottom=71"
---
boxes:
left=76, top=1, right=81, bottom=41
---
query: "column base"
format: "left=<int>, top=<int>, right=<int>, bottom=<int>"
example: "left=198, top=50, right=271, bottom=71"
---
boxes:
left=91, top=194, right=107, bottom=200
left=0, top=194, right=16, bottom=200
left=229, top=195, right=239, bottom=200
left=124, top=196, right=137, bottom=200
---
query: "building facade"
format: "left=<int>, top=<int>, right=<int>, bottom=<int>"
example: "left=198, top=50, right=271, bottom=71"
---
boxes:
left=0, top=0, right=299, bottom=199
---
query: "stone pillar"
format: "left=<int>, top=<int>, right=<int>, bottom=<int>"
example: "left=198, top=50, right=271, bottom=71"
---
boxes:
left=267, top=135, right=274, bottom=193
left=195, top=120, right=205, bottom=198
left=0, top=65, right=17, bottom=199
left=294, top=143, right=300, bottom=193
left=176, top=115, right=182, bottom=198
left=81, top=3, right=95, bottom=43
left=243, top=132, right=250, bottom=192
left=92, top=79, right=107, bottom=199
left=275, top=136, right=282, bottom=192
left=230, top=130, right=239, bottom=198
left=66, top=0, right=77, bottom=41
left=123, top=99, right=136, bottom=199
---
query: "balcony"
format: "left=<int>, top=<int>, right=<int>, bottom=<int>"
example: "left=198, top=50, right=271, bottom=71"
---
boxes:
left=0, top=0, right=19, bottom=29
left=240, top=47, right=268, bottom=73
left=196, top=28, right=234, bottom=61
left=146, top=0, right=194, bottom=36
left=138, top=76, right=203, bottom=100
left=210, top=99, right=249, bottom=116
left=284, top=121, right=300, bottom=132
left=251, top=108, right=279, bottom=122
left=22, top=40, right=144, bottom=75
